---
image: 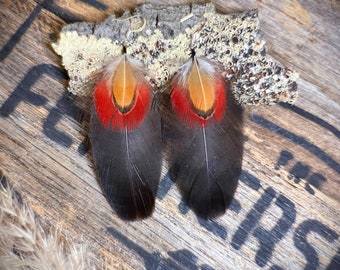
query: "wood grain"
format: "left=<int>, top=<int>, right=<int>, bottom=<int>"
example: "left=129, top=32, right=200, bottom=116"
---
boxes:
left=0, top=0, right=339, bottom=269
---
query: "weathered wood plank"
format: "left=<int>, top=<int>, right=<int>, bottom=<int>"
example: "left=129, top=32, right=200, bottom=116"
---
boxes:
left=0, top=0, right=339, bottom=269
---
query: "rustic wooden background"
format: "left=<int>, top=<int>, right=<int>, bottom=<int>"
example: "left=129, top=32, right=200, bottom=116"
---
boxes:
left=0, top=0, right=339, bottom=269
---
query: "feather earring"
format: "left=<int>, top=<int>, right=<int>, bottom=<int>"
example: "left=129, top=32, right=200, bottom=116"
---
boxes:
left=162, top=56, right=244, bottom=219
left=90, top=55, right=162, bottom=220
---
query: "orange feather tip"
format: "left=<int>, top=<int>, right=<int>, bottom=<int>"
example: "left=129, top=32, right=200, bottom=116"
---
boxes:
left=93, top=55, right=152, bottom=131
left=170, top=57, right=226, bottom=128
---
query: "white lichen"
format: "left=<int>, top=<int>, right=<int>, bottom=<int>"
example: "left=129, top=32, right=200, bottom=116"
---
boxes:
left=52, top=3, right=298, bottom=105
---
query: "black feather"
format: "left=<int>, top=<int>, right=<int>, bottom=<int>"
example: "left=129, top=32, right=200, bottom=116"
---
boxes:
left=90, top=105, right=162, bottom=220
left=161, top=87, right=244, bottom=219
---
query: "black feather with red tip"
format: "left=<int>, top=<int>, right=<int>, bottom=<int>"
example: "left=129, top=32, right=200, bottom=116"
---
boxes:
left=90, top=56, right=162, bottom=220
left=161, top=57, right=244, bottom=219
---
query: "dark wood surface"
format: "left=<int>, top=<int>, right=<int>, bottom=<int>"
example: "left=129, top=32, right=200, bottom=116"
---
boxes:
left=0, top=0, right=339, bottom=269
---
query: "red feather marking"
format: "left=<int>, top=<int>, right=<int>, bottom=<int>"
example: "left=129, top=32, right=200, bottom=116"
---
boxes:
left=93, top=78, right=115, bottom=127
left=94, top=77, right=151, bottom=131
left=214, top=77, right=227, bottom=122
left=171, top=74, right=227, bottom=128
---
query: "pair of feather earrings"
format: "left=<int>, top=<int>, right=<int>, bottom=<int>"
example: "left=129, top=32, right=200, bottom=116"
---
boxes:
left=90, top=52, right=243, bottom=221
